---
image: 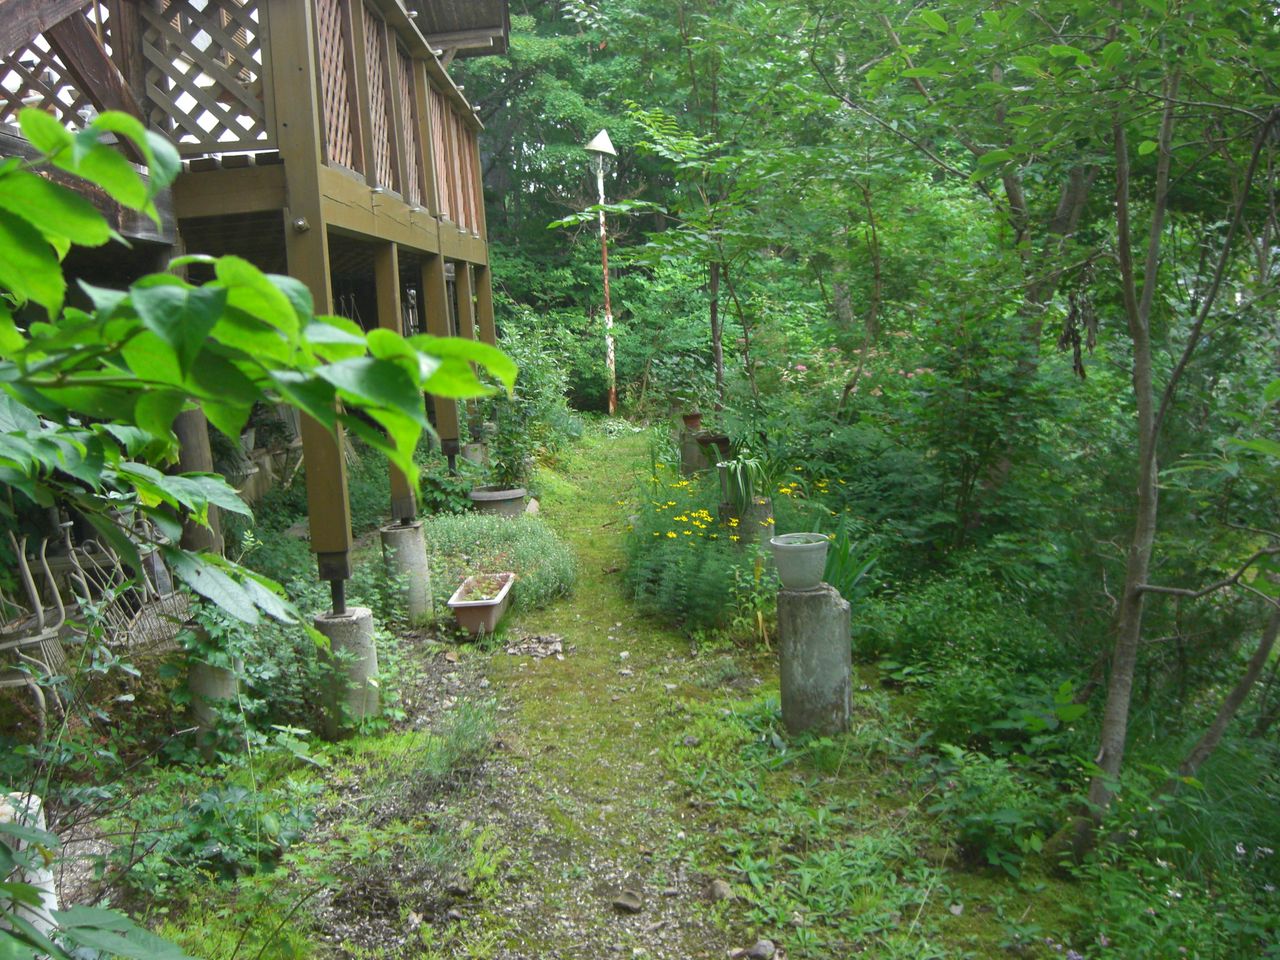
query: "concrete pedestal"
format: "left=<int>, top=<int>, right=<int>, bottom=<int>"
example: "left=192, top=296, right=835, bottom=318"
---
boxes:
left=188, top=658, right=241, bottom=737
left=778, top=584, right=851, bottom=736
left=315, top=606, right=379, bottom=739
left=679, top=432, right=710, bottom=475
left=380, top=521, right=431, bottom=625
left=1, top=792, right=58, bottom=939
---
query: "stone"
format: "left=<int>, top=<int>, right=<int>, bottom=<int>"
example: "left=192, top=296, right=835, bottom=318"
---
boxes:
left=682, top=735, right=701, bottom=748
left=525, top=497, right=540, bottom=515
left=612, top=889, right=643, bottom=914
left=707, top=879, right=733, bottom=901
left=777, top=583, right=852, bottom=736
left=746, top=940, right=776, bottom=960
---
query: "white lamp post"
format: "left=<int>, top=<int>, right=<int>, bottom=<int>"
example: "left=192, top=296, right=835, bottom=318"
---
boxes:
left=585, top=128, right=618, bottom=415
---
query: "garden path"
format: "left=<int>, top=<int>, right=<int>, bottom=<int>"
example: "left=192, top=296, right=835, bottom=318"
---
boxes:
left=463, top=424, right=732, bottom=959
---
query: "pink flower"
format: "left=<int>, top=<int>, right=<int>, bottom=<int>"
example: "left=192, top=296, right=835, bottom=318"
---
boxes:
left=794, top=364, right=808, bottom=372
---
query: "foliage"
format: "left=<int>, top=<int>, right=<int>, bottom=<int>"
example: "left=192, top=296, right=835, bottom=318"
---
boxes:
left=0, top=108, right=516, bottom=628
left=421, top=512, right=577, bottom=613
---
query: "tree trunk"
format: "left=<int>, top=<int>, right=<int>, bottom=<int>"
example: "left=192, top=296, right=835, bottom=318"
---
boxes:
left=709, top=260, right=725, bottom=405
left=1073, top=98, right=1175, bottom=855
left=173, top=409, right=223, bottom=555
left=1172, top=603, right=1280, bottom=785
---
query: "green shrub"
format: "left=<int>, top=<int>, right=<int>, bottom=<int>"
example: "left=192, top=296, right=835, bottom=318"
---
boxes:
left=422, top=512, right=576, bottom=612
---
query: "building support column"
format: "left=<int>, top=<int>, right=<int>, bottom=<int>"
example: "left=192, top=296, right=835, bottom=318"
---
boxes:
left=475, top=263, right=496, bottom=346
left=374, top=242, right=417, bottom=521
left=270, top=0, right=353, bottom=595
left=422, top=253, right=460, bottom=456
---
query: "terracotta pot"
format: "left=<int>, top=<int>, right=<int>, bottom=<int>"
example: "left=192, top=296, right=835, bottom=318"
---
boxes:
left=447, top=572, right=516, bottom=636
left=681, top=411, right=703, bottom=432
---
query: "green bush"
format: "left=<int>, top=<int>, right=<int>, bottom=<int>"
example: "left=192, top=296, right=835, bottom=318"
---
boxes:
left=422, top=512, right=576, bottom=612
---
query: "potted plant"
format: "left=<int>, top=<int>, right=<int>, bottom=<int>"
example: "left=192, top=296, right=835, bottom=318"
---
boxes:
left=717, top=450, right=774, bottom=543
left=447, top=571, right=516, bottom=636
left=469, top=395, right=532, bottom=516
left=769, top=532, right=831, bottom=590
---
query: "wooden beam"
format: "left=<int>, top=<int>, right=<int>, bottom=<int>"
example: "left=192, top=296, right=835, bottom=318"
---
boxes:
left=422, top=253, right=459, bottom=450
left=173, top=165, right=286, bottom=219
left=474, top=264, right=496, bottom=346
left=455, top=260, right=475, bottom=341
left=374, top=241, right=417, bottom=520
left=45, top=12, right=146, bottom=164
left=269, top=0, right=353, bottom=582
left=0, top=0, right=86, bottom=61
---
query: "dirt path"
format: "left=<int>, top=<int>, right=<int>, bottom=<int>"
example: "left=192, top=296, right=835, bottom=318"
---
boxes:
left=461, top=425, right=729, bottom=959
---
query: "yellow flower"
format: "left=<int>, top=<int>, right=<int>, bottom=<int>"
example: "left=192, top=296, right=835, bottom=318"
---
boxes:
left=728, top=517, right=739, bottom=527
left=683, top=530, right=692, bottom=536
left=666, top=531, right=677, bottom=538
left=730, top=534, right=740, bottom=542
left=761, top=517, right=775, bottom=526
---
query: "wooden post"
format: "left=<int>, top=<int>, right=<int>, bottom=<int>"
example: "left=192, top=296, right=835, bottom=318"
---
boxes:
left=422, top=254, right=459, bottom=453
left=173, top=410, right=223, bottom=555
left=269, top=0, right=353, bottom=585
left=374, top=241, right=417, bottom=520
left=474, top=264, right=496, bottom=346
left=455, top=261, right=476, bottom=341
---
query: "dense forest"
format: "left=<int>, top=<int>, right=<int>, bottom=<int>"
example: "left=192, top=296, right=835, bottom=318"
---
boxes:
left=454, top=0, right=1280, bottom=946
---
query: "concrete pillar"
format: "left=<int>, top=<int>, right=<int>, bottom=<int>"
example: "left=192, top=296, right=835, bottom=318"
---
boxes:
left=315, top=606, right=379, bottom=739
left=1, top=793, right=58, bottom=940
left=679, top=432, right=710, bottom=475
left=777, top=584, right=851, bottom=736
left=380, top=521, right=431, bottom=625
left=188, top=657, right=241, bottom=738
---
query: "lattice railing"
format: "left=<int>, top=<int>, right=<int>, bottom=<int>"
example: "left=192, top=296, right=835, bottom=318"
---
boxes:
left=141, top=0, right=275, bottom=155
left=428, top=85, right=480, bottom=234
left=316, top=0, right=357, bottom=171
left=362, top=3, right=395, bottom=192
left=395, top=44, right=421, bottom=206
left=0, top=3, right=112, bottom=130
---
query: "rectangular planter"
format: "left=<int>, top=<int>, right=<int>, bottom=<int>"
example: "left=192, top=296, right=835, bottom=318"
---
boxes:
left=447, top=572, right=516, bottom=636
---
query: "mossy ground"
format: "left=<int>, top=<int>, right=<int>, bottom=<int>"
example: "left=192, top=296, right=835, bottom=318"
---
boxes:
left=156, top=421, right=1089, bottom=958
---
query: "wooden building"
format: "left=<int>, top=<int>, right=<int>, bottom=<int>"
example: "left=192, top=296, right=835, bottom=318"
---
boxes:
left=0, top=0, right=508, bottom=591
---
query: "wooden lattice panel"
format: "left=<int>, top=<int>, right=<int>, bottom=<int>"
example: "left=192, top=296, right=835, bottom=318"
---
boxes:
left=362, top=4, right=395, bottom=192
left=395, top=44, right=421, bottom=206
left=0, top=3, right=109, bottom=130
left=140, top=0, right=275, bottom=155
left=463, top=123, right=482, bottom=235
left=316, top=0, right=357, bottom=171
left=429, top=86, right=451, bottom=221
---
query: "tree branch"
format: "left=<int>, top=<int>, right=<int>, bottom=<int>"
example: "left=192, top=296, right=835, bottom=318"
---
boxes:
left=1137, top=546, right=1280, bottom=600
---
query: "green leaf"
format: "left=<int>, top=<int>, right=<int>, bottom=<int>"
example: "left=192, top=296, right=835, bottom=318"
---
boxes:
left=1262, top=378, right=1279, bottom=403
left=0, top=305, right=24, bottom=354
left=1138, top=140, right=1157, bottom=156
left=53, top=905, right=195, bottom=959
left=0, top=170, right=112, bottom=248
left=165, top=549, right=260, bottom=624
left=19, top=109, right=73, bottom=156
left=317, top=358, right=425, bottom=420
left=919, top=10, right=948, bottom=32
left=215, top=257, right=299, bottom=335
left=0, top=209, right=64, bottom=314
left=131, top=285, right=227, bottom=375
left=1101, top=41, right=1127, bottom=68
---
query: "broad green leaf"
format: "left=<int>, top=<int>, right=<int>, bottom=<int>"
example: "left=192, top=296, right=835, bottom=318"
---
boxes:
left=19, top=109, right=73, bottom=156
left=317, top=357, right=426, bottom=420
left=1262, top=379, right=1279, bottom=403
left=0, top=305, right=25, bottom=354
left=0, top=210, right=64, bottom=314
left=0, top=170, right=112, bottom=248
left=215, top=257, right=299, bottom=335
left=1138, top=140, right=1157, bottom=156
left=133, top=390, right=184, bottom=440
left=408, top=335, right=518, bottom=389
left=131, top=285, right=227, bottom=375
left=919, top=10, right=948, bottom=32
left=165, top=548, right=260, bottom=625
left=53, top=905, right=194, bottom=960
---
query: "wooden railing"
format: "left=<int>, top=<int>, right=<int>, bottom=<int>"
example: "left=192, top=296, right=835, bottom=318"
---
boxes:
left=0, top=0, right=485, bottom=237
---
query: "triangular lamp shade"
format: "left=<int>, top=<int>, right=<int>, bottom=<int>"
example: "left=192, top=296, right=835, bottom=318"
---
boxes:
left=585, top=129, right=616, bottom=157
